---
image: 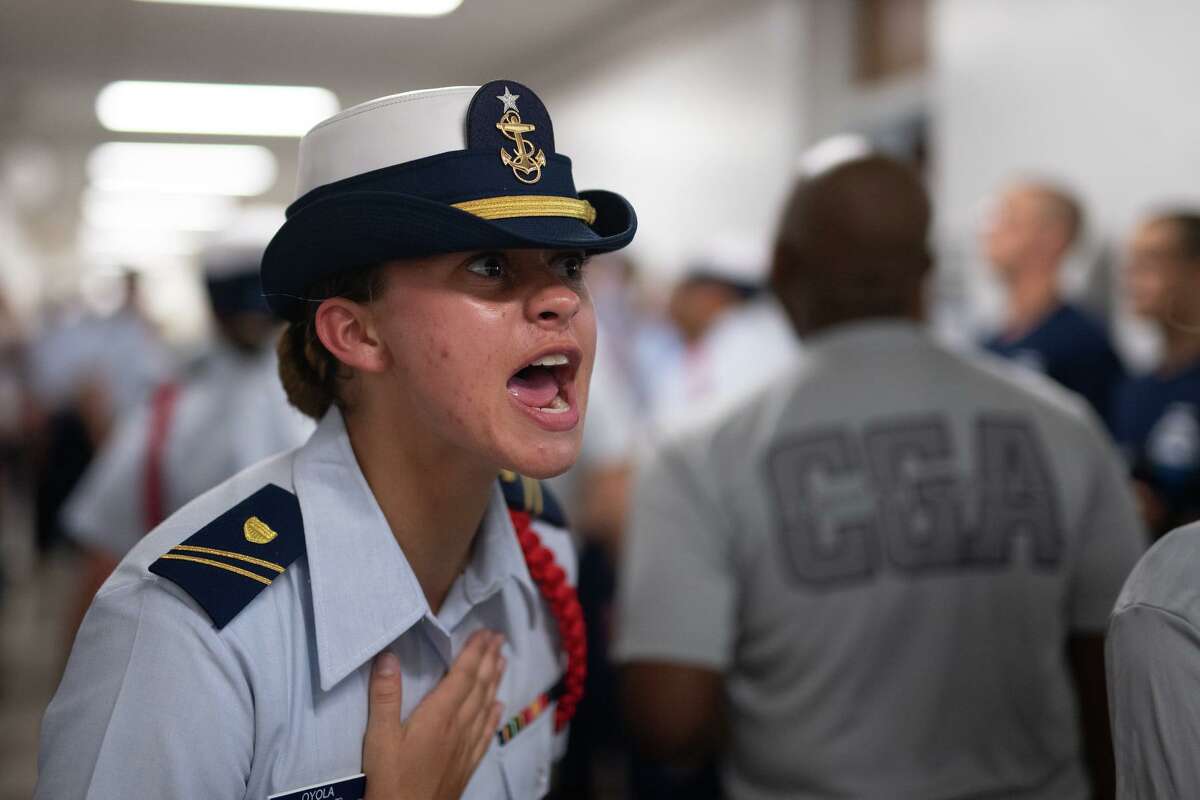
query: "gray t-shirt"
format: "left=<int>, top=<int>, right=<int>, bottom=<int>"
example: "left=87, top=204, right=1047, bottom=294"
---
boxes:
left=1107, top=522, right=1200, bottom=798
left=615, top=320, right=1146, bottom=800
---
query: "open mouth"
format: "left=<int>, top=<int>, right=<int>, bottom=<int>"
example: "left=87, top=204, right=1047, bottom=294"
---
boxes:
left=506, top=353, right=574, bottom=414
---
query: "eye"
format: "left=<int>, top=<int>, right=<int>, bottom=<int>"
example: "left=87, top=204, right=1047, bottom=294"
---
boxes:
left=465, top=253, right=508, bottom=279
left=554, top=252, right=588, bottom=281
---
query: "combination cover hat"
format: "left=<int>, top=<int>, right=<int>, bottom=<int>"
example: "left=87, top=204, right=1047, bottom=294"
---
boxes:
left=262, top=80, right=637, bottom=320
left=205, top=205, right=284, bottom=317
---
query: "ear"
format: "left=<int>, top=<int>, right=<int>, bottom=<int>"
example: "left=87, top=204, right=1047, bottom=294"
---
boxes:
left=768, top=240, right=806, bottom=332
left=314, top=297, right=388, bottom=374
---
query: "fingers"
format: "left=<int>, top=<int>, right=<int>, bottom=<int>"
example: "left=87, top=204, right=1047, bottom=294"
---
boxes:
left=474, top=652, right=505, bottom=738
left=406, top=630, right=506, bottom=765
left=361, top=652, right=403, bottom=800
left=468, top=637, right=504, bottom=703
left=455, top=634, right=504, bottom=725
left=469, top=701, right=505, bottom=765
left=436, top=630, right=502, bottom=709
left=365, top=652, right=404, bottom=737
left=465, top=645, right=506, bottom=760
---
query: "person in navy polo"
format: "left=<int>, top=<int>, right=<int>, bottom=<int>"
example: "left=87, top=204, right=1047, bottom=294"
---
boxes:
left=982, top=180, right=1125, bottom=425
left=1112, top=210, right=1200, bottom=538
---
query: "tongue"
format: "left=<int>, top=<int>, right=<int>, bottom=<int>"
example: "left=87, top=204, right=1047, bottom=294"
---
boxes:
left=507, top=367, right=560, bottom=408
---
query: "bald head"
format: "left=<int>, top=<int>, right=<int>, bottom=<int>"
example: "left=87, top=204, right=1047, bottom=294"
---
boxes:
left=984, top=181, right=1083, bottom=281
left=770, top=155, right=932, bottom=334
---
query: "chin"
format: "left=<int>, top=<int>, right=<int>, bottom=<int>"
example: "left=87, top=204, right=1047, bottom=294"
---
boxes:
left=500, top=432, right=583, bottom=480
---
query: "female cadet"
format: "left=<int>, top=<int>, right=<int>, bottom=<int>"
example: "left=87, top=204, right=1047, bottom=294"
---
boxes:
left=35, top=80, right=635, bottom=800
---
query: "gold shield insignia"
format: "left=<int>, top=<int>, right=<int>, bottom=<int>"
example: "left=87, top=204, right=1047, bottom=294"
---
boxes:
left=495, top=93, right=546, bottom=184
left=243, top=516, right=278, bottom=545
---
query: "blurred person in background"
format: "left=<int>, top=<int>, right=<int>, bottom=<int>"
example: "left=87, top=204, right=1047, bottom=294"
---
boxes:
left=1106, top=214, right=1200, bottom=793
left=548, top=251, right=697, bottom=797
left=586, top=251, right=683, bottom=412
left=546, top=253, right=643, bottom=553
left=651, top=238, right=800, bottom=439
left=26, top=270, right=173, bottom=554
left=1111, top=210, right=1200, bottom=539
left=616, top=156, right=1145, bottom=800
left=549, top=321, right=637, bottom=799
left=1108, top=211, right=1200, bottom=537
left=0, top=290, right=29, bottom=604
left=982, top=180, right=1125, bottom=424
left=59, top=216, right=313, bottom=638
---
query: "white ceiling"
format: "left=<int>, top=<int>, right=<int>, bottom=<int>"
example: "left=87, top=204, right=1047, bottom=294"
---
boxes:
left=0, top=0, right=648, bottom=256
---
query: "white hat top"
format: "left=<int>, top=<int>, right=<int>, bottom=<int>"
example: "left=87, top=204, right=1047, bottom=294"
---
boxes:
left=295, top=86, right=478, bottom=200
left=685, top=234, right=771, bottom=286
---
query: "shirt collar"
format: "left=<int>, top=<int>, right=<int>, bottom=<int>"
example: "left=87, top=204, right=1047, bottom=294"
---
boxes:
left=805, top=318, right=928, bottom=356
left=293, top=408, right=539, bottom=692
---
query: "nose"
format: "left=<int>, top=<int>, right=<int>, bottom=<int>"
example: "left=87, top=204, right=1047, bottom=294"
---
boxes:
left=526, top=282, right=582, bottom=329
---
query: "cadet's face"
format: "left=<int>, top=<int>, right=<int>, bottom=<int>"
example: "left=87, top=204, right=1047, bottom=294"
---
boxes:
left=370, top=249, right=595, bottom=479
left=1125, top=220, right=1193, bottom=321
left=982, top=190, right=1037, bottom=277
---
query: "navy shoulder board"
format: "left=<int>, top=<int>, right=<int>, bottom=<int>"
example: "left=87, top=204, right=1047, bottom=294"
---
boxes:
left=149, top=483, right=305, bottom=629
left=498, top=470, right=567, bottom=529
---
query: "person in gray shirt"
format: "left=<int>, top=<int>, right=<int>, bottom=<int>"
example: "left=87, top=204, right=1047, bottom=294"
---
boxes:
left=615, top=156, right=1147, bottom=799
left=1108, top=524, right=1200, bottom=798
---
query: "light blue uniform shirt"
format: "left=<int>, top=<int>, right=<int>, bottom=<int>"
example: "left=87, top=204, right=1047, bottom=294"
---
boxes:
left=36, top=408, right=571, bottom=799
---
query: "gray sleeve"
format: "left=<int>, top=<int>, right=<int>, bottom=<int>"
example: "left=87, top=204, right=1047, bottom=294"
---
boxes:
left=613, top=445, right=735, bottom=670
left=1107, top=603, right=1200, bottom=800
left=61, top=405, right=152, bottom=559
left=35, top=580, right=253, bottom=799
left=1068, top=435, right=1148, bottom=632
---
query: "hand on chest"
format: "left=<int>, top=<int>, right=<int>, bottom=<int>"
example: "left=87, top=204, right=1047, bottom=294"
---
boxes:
left=263, top=608, right=562, bottom=800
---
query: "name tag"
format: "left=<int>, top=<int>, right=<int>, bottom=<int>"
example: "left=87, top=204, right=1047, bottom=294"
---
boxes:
left=268, top=774, right=365, bottom=800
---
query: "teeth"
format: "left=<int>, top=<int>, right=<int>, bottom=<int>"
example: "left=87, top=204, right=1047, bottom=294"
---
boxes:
left=531, top=354, right=569, bottom=368
left=539, top=394, right=570, bottom=414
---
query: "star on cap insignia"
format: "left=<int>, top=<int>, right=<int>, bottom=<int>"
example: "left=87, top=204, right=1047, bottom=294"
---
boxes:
left=497, top=86, right=520, bottom=113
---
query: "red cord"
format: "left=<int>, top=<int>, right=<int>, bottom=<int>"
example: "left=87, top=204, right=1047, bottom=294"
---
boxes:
left=509, top=509, right=587, bottom=731
left=144, top=382, right=181, bottom=532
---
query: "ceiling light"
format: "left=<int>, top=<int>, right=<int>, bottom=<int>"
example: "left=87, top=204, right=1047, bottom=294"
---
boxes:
left=79, top=226, right=202, bottom=259
left=87, top=142, right=277, bottom=196
left=82, top=189, right=238, bottom=232
left=97, top=81, right=338, bottom=137
left=135, top=0, right=461, bottom=17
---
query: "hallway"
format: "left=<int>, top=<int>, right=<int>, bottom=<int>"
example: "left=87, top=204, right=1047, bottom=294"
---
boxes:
left=0, top=487, right=72, bottom=800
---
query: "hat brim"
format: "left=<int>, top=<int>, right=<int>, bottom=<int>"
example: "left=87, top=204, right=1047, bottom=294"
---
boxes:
left=262, top=188, right=636, bottom=320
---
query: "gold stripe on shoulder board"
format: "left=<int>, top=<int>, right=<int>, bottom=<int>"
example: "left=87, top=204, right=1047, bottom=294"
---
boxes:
left=158, top=554, right=273, bottom=586
left=172, top=544, right=286, bottom=574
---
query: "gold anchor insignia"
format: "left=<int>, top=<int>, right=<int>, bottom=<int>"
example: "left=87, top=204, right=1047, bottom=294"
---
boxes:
left=243, top=515, right=278, bottom=545
left=495, top=90, right=546, bottom=185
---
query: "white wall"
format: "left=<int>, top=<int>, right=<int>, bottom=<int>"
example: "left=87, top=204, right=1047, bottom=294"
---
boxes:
left=540, top=0, right=810, bottom=284
left=933, top=0, right=1200, bottom=354
left=805, top=0, right=927, bottom=144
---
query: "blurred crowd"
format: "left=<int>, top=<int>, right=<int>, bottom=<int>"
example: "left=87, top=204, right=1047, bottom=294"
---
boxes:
left=3, top=147, right=1200, bottom=798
